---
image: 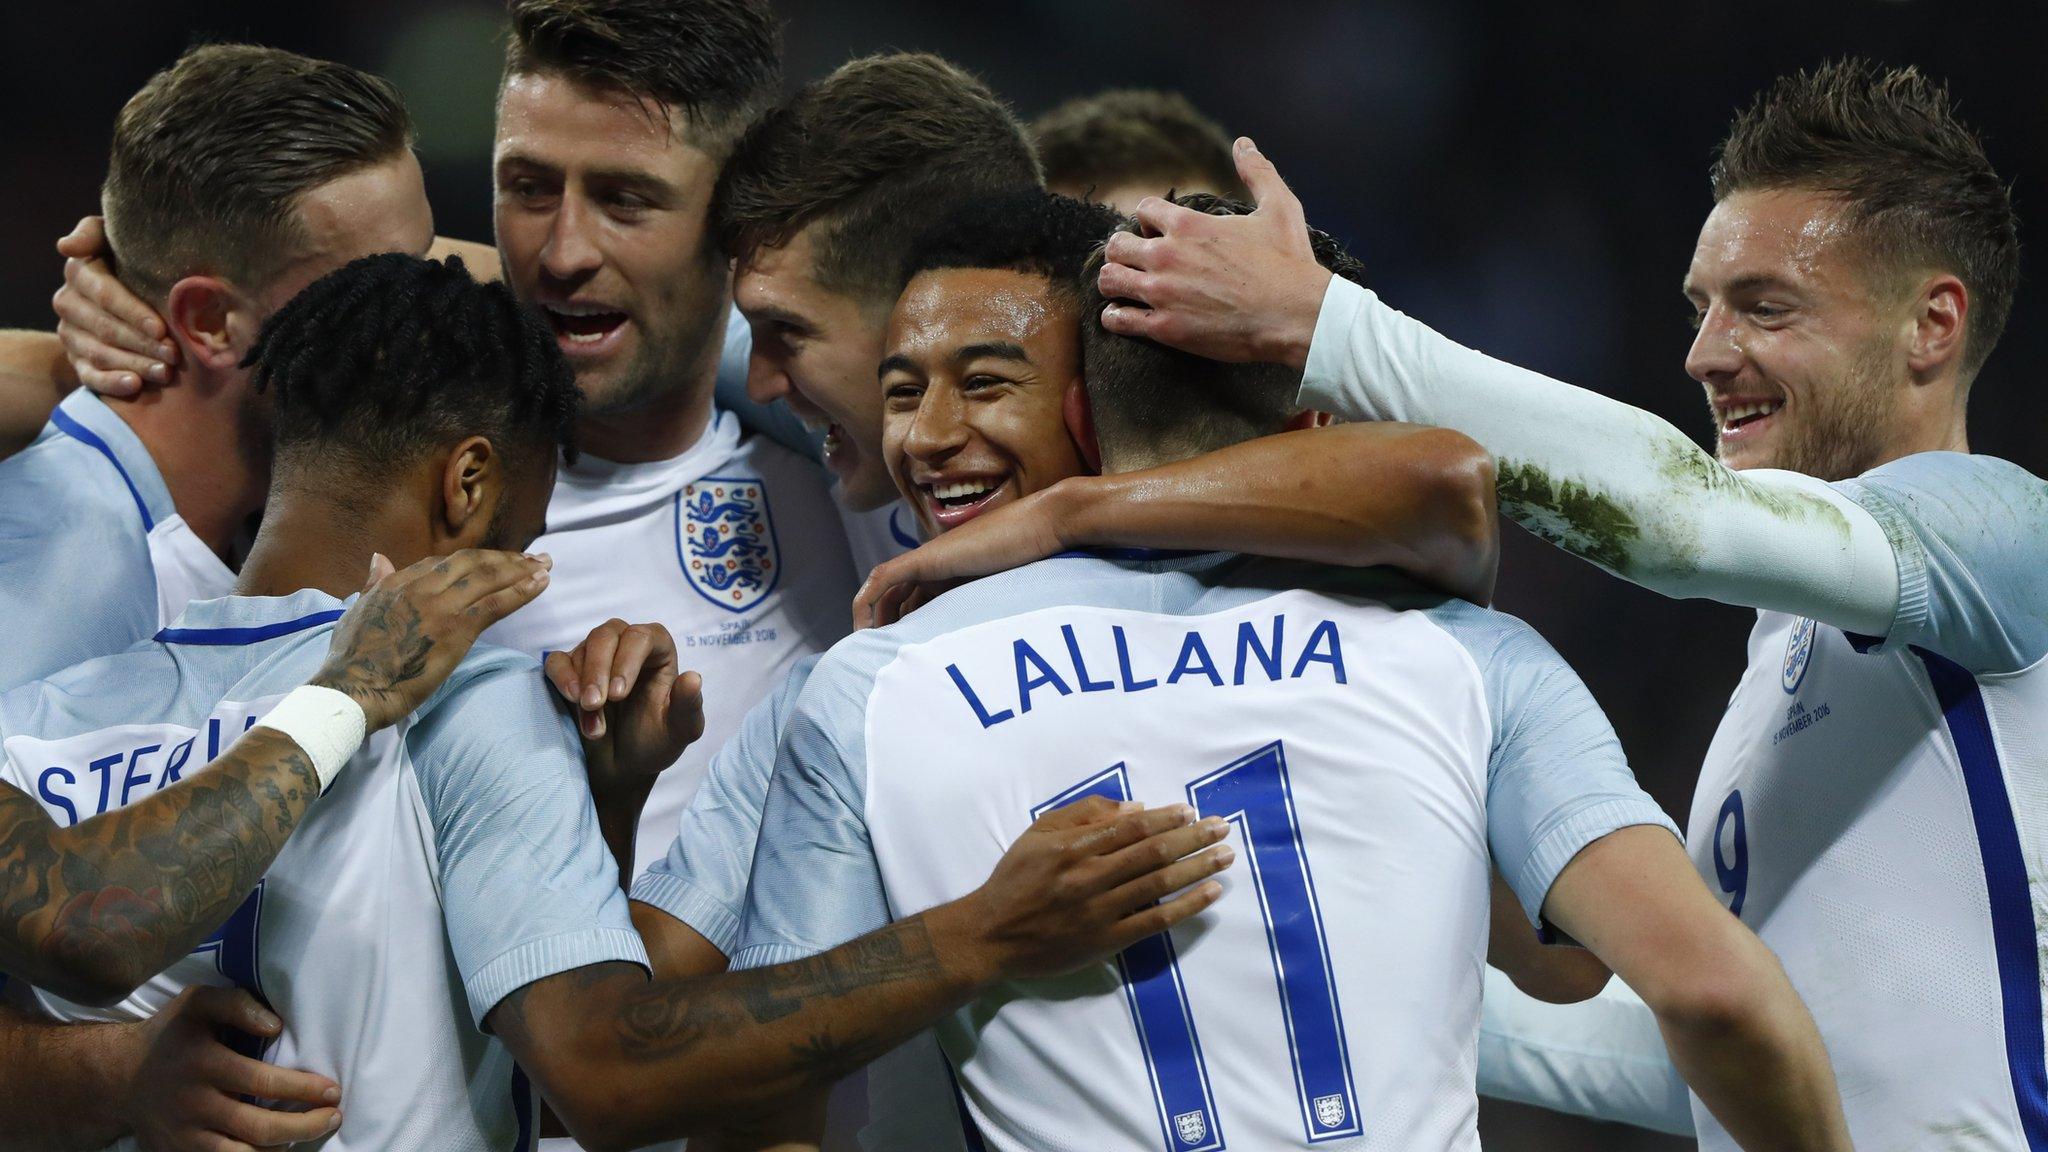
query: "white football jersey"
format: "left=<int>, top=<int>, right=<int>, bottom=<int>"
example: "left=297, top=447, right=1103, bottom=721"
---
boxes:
left=732, top=551, right=1676, bottom=1152
left=1687, top=453, right=2048, bottom=1152
left=837, top=495, right=920, bottom=579
left=0, top=590, right=646, bottom=1151
left=0, top=390, right=233, bottom=690
left=484, top=408, right=858, bottom=874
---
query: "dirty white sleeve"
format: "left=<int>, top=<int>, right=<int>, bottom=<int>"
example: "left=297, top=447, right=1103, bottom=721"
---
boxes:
left=1300, top=276, right=1900, bottom=637
left=1478, top=967, right=1697, bottom=1135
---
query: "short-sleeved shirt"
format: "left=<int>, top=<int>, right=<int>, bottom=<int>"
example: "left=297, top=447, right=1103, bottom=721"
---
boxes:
left=0, top=590, right=646, bottom=1152
left=732, top=550, right=1675, bottom=1152
left=0, top=390, right=233, bottom=689
left=1689, top=452, right=2048, bottom=1151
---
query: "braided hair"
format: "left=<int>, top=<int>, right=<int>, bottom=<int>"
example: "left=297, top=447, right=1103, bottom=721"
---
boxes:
left=242, top=253, right=580, bottom=475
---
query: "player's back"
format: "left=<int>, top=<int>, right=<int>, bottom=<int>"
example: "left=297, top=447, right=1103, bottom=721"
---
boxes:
left=0, top=589, right=642, bottom=1151
left=744, top=550, right=1670, bottom=1152
left=0, top=391, right=233, bottom=689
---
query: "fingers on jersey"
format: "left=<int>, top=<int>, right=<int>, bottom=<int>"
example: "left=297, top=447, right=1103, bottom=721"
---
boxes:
left=544, top=618, right=689, bottom=740
left=136, top=987, right=342, bottom=1152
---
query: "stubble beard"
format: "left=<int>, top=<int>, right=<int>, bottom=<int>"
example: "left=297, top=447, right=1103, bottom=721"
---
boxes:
left=1720, top=339, right=1903, bottom=482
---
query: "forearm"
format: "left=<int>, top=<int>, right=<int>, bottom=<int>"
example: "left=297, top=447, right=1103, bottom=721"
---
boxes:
left=0, top=1003, right=134, bottom=1150
left=1651, top=942, right=1848, bottom=1151
left=0, top=330, right=74, bottom=458
left=499, top=906, right=987, bottom=1149
left=1477, top=967, right=1694, bottom=1135
left=1050, top=422, right=1497, bottom=602
left=1303, top=277, right=1899, bottom=632
left=595, top=787, right=652, bottom=891
left=0, top=729, right=318, bottom=1003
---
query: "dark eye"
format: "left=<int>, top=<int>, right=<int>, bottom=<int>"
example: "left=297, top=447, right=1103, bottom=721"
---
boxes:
left=1685, top=309, right=1704, bottom=332
left=963, top=374, right=1007, bottom=392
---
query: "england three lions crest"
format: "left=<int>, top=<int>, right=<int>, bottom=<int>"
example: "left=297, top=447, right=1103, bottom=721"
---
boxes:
left=1782, top=616, right=1816, bottom=694
left=675, top=476, right=781, bottom=613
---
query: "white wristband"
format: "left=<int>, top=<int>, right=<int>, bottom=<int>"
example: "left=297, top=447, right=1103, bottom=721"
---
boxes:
left=253, top=685, right=368, bottom=795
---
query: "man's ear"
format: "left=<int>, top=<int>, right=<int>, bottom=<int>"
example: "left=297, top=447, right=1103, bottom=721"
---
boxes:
left=1063, top=379, right=1102, bottom=474
left=1906, top=273, right=1969, bottom=382
left=439, top=436, right=499, bottom=543
left=163, top=276, right=256, bottom=373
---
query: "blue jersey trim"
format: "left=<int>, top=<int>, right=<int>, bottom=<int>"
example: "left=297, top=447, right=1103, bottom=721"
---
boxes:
left=1052, top=546, right=1208, bottom=562
left=1917, top=647, right=2048, bottom=1150
left=888, top=505, right=920, bottom=550
left=49, top=406, right=155, bottom=532
left=944, top=1061, right=989, bottom=1152
left=512, top=1064, right=535, bottom=1151
left=155, top=609, right=344, bottom=646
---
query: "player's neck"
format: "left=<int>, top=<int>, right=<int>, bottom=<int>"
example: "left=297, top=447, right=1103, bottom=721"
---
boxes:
left=572, top=342, right=720, bottom=465
left=105, top=371, right=268, bottom=561
left=235, top=490, right=392, bottom=601
left=1864, top=396, right=1970, bottom=473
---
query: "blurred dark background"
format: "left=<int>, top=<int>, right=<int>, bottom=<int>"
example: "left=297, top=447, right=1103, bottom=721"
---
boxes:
left=3, top=1, right=2040, bottom=1147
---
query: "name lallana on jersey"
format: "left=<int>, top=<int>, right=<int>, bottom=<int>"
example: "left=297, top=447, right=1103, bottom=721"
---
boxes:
left=945, top=613, right=1349, bottom=729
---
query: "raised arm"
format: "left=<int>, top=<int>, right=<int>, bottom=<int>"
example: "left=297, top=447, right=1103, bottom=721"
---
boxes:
left=1096, top=139, right=1902, bottom=636
left=1544, top=826, right=1850, bottom=1151
left=487, top=799, right=1231, bottom=1152
left=854, top=420, right=1497, bottom=627
left=0, top=549, right=549, bottom=1002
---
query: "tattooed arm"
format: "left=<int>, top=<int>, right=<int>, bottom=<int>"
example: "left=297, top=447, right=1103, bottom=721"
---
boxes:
left=0, top=549, right=550, bottom=1002
left=0, top=730, right=319, bottom=1005
left=487, top=799, right=1233, bottom=1152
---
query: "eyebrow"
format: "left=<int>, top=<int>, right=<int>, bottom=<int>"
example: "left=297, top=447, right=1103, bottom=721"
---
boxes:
left=954, top=341, right=1031, bottom=364
left=495, top=154, right=674, bottom=197
left=742, top=302, right=809, bottom=330
left=877, top=353, right=918, bottom=379
left=1683, top=272, right=1799, bottom=299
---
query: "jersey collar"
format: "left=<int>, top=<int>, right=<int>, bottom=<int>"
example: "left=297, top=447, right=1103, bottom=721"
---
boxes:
left=157, top=589, right=351, bottom=646
left=49, top=390, right=177, bottom=532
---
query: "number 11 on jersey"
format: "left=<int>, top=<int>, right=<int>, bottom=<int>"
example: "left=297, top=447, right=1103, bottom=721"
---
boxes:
left=1034, top=741, right=1360, bottom=1150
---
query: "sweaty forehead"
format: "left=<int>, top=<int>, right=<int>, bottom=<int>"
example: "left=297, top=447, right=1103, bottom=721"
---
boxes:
left=1685, top=187, right=1862, bottom=297
left=887, top=267, right=1067, bottom=361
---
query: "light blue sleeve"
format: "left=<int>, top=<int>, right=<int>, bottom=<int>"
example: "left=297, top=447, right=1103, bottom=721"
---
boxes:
left=1832, top=452, right=2048, bottom=674
left=1427, top=601, right=1681, bottom=927
left=727, top=656, right=891, bottom=971
left=1477, top=966, right=1695, bottom=1134
left=0, top=439, right=158, bottom=690
left=406, top=655, right=650, bottom=1027
left=630, top=655, right=818, bottom=955
left=712, top=307, right=826, bottom=463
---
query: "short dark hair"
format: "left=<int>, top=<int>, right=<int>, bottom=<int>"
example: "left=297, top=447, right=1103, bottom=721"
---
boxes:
left=1030, top=89, right=1248, bottom=202
left=1712, top=58, right=2020, bottom=378
left=243, top=254, right=581, bottom=477
left=898, top=191, right=1122, bottom=304
left=101, top=43, right=413, bottom=301
left=504, top=0, right=782, bottom=156
left=1081, top=194, right=1364, bottom=468
left=714, top=52, right=1043, bottom=300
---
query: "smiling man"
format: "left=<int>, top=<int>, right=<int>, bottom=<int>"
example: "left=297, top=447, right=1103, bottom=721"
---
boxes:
left=480, top=0, right=859, bottom=893
left=727, top=185, right=1850, bottom=1152
left=1092, top=61, right=2047, bottom=1148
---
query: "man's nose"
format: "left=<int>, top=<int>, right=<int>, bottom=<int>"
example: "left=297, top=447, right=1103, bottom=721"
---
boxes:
left=1685, top=304, right=1744, bottom=384
left=539, top=195, right=603, bottom=283
left=903, top=386, right=969, bottom=463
